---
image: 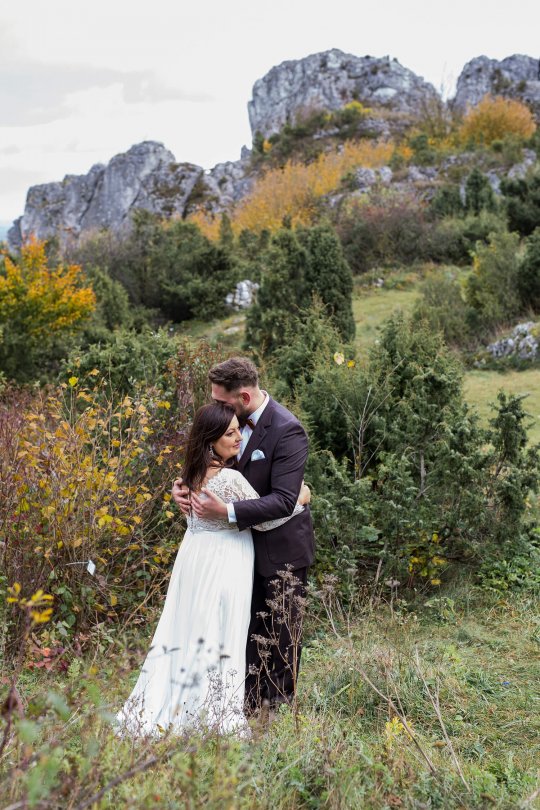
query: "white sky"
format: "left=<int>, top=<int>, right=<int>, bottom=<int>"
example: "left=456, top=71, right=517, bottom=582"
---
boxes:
left=1, top=0, right=539, bottom=223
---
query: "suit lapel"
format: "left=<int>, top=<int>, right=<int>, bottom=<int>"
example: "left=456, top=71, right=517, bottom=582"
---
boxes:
left=237, top=397, right=275, bottom=474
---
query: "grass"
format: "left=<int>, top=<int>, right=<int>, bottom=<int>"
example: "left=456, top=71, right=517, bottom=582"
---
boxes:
left=349, top=271, right=540, bottom=445
left=464, top=368, right=540, bottom=445
left=2, top=584, right=539, bottom=808
left=353, top=281, right=419, bottom=361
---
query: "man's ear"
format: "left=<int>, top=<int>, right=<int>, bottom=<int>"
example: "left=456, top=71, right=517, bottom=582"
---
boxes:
left=240, top=390, right=251, bottom=406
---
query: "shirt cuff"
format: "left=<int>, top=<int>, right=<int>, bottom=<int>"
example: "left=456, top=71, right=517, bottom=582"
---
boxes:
left=227, top=503, right=237, bottom=523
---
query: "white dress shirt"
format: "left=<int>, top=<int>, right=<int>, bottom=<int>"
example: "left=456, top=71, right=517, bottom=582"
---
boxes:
left=227, top=392, right=269, bottom=524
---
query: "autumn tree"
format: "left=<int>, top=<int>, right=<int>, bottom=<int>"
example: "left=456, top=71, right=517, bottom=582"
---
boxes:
left=459, top=94, right=536, bottom=147
left=0, top=238, right=96, bottom=381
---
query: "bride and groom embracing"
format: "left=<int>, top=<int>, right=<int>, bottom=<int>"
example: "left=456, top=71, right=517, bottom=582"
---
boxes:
left=116, top=357, right=315, bottom=736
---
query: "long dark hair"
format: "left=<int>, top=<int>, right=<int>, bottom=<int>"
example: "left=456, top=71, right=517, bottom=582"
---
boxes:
left=181, top=402, right=237, bottom=492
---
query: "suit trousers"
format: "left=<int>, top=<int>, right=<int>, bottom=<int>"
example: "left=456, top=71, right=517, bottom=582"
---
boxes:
left=245, top=565, right=308, bottom=710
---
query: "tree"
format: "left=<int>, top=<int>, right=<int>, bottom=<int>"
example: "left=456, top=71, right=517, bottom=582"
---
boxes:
left=244, top=224, right=356, bottom=359
left=465, top=168, right=496, bottom=215
left=459, top=95, right=536, bottom=146
left=244, top=228, right=306, bottom=357
left=0, top=238, right=95, bottom=381
left=518, top=226, right=540, bottom=311
left=501, top=170, right=540, bottom=236
left=465, top=230, right=522, bottom=330
left=298, top=224, right=356, bottom=342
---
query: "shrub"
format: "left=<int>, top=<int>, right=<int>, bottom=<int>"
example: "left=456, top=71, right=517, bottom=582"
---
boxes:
left=412, top=269, right=474, bottom=347
left=464, top=169, right=497, bottom=215
left=429, top=184, right=464, bottom=219
left=518, top=226, right=540, bottom=311
left=297, top=224, right=355, bottom=342
left=465, top=230, right=523, bottom=330
left=283, top=313, right=539, bottom=588
left=67, top=212, right=239, bottom=324
left=427, top=212, right=507, bottom=265
left=0, top=239, right=96, bottom=381
left=0, top=379, right=179, bottom=654
left=336, top=191, right=430, bottom=273
left=61, top=328, right=180, bottom=396
left=458, top=95, right=536, bottom=147
left=501, top=169, right=540, bottom=236
left=245, top=224, right=355, bottom=357
left=192, top=141, right=394, bottom=237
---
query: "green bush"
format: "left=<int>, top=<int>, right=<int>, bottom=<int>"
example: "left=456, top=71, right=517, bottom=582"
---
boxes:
left=429, top=184, right=464, bottom=219
left=412, top=268, right=474, bottom=347
left=68, top=212, right=239, bottom=324
left=280, top=313, right=539, bottom=589
left=465, top=230, right=523, bottom=330
left=517, top=226, right=540, bottom=311
left=245, top=224, right=355, bottom=358
left=501, top=169, right=540, bottom=236
left=465, top=168, right=497, bottom=215
left=427, top=212, right=507, bottom=265
left=61, top=328, right=180, bottom=396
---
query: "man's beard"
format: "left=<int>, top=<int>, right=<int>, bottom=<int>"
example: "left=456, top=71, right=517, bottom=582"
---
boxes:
left=236, top=405, right=251, bottom=428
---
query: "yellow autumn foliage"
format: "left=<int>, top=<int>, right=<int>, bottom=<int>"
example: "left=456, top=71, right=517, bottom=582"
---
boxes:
left=190, top=140, right=394, bottom=238
left=458, top=94, right=536, bottom=146
left=0, top=237, right=96, bottom=339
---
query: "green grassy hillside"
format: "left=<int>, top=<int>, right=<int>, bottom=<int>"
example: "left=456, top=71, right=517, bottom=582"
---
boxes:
left=352, top=276, right=540, bottom=444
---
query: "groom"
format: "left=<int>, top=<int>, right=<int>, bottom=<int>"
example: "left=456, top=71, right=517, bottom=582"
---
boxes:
left=172, top=356, right=315, bottom=712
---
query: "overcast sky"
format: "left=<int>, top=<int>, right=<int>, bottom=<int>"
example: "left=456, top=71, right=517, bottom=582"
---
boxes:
left=1, top=0, right=539, bottom=223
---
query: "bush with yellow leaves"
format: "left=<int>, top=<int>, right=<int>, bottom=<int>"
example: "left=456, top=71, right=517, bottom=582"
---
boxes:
left=191, top=140, right=394, bottom=238
left=0, top=238, right=96, bottom=382
left=0, top=376, right=180, bottom=655
left=458, top=94, right=536, bottom=147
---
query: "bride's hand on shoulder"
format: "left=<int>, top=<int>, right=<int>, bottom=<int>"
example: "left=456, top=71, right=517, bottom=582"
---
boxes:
left=171, top=478, right=191, bottom=516
left=190, top=489, right=228, bottom=519
left=298, top=481, right=311, bottom=506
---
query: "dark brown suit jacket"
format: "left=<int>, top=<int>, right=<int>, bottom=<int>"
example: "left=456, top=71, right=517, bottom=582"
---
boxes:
left=233, top=397, right=315, bottom=577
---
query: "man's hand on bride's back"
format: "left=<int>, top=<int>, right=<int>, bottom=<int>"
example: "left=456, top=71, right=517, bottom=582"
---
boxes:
left=172, top=478, right=191, bottom=516
left=298, top=481, right=311, bottom=506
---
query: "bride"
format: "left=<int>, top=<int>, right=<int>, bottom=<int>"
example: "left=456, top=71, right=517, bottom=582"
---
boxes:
left=116, top=402, right=308, bottom=736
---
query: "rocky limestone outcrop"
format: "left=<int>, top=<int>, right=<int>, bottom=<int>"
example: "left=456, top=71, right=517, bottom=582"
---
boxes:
left=454, top=54, right=540, bottom=112
left=8, top=141, right=254, bottom=251
left=248, top=49, right=439, bottom=138
left=8, top=142, right=204, bottom=249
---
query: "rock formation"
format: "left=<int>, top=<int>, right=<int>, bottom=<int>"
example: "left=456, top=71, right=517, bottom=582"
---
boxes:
left=454, top=54, right=540, bottom=112
left=7, top=49, right=540, bottom=252
left=8, top=142, right=204, bottom=250
left=248, top=49, right=439, bottom=138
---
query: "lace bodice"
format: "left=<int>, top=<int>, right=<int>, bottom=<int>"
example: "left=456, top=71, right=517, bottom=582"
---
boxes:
left=186, top=467, right=304, bottom=533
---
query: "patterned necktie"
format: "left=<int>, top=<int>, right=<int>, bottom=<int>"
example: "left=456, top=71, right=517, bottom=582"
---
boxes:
left=246, top=417, right=256, bottom=430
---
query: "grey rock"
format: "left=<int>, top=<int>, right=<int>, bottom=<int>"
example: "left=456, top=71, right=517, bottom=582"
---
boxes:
left=454, top=54, right=540, bottom=112
left=225, top=279, right=259, bottom=310
left=201, top=158, right=255, bottom=215
left=351, top=166, right=393, bottom=193
left=8, top=141, right=205, bottom=250
left=507, top=148, right=537, bottom=179
left=486, top=321, right=538, bottom=361
left=248, top=48, right=439, bottom=138
left=408, top=165, right=439, bottom=182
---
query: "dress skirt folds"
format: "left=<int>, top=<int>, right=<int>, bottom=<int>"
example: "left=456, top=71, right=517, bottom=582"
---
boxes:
left=116, top=524, right=254, bottom=736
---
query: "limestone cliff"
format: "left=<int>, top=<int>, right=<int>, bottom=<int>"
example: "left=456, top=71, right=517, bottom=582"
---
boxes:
left=248, top=48, right=439, bottom=138
left=8, top=49, right=540, bottom=252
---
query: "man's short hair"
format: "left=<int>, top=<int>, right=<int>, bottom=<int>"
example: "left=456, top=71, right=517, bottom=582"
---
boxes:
left=208, top=357, right=259, bottom=391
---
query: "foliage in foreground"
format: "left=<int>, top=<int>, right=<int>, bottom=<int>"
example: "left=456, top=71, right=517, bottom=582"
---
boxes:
left=0, top=585, right=539, bottom=808
left=0, top=340, right=223, bottom=656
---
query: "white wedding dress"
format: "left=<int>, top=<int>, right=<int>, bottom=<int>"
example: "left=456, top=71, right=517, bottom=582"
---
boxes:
left=116, top=467, right=302, bottom=737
